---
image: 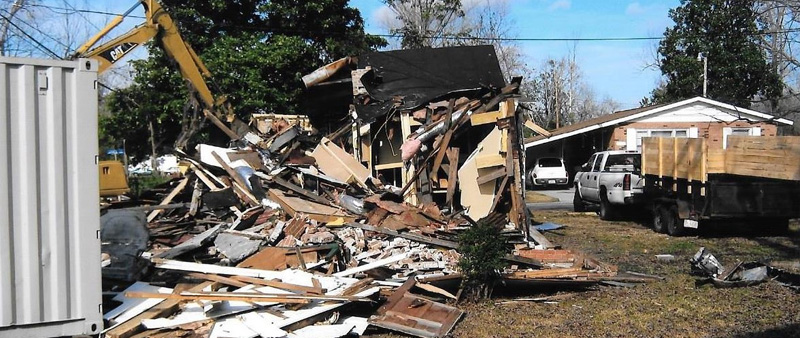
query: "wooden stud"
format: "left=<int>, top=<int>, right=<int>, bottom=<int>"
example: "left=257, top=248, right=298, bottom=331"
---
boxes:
left=147, top=176, right=191, bottom=222
left=445, top=148, right=459, bottom=208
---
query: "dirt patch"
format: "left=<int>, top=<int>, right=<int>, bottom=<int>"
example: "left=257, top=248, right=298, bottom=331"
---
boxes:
left=370, top=211, right=800, bottom=338
left=525, top=191, right=559, bottom=203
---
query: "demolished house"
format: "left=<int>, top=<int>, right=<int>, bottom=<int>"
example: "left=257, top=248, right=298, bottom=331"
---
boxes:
left=0, top=47, right=660, bottom=338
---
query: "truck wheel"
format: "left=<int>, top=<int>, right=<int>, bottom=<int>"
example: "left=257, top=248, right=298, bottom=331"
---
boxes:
left=573, top=188, right=586, bottom=212
left=599, top=193, right=615, bottom=221
left=666, top=205, right=685, bottom=236
left=652, top=205, right=667, bottom=233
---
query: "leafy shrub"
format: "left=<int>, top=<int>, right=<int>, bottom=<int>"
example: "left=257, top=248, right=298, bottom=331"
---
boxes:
left=457, top=219, right=510, bottom=301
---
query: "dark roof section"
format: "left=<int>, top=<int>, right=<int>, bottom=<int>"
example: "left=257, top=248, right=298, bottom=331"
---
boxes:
left=355, top=45, right=506, bottom=123
left=523, top=103, right=667, bottom=144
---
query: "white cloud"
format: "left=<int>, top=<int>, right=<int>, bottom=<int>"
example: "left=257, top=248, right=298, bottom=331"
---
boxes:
left=625, top=2, right=646, bottom=15
left=548, top=0, right=571, bottom=11
left=372, top=5, right=400, bottom=30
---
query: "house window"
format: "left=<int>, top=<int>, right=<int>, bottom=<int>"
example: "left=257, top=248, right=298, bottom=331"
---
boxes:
left=723, top=127, right=761, bottom=149
left=631, top=128, right=691, bottom=151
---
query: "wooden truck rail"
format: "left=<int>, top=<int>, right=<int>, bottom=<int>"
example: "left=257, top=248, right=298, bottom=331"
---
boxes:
left=639, top=136, right=800, bottom=236
left=642, top=136, right=800, bottom=183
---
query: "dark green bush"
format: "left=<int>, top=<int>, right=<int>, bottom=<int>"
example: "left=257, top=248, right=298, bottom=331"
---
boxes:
left=457, top=219, right=510, bottom=301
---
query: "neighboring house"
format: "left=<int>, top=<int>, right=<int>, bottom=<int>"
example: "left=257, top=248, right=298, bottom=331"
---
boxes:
left=523, top=96, right=795, bottom=174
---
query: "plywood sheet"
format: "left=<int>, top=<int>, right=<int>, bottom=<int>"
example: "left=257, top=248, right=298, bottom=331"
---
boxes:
left=458, top=127, right=502, bottom=219
left=312, top=137, right=370, bottom=186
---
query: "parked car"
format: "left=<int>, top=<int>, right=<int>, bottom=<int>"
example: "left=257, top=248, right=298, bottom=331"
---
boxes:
left=573, top=151, right=644, bottom=220
left=528, top=157, right=570, bottom=188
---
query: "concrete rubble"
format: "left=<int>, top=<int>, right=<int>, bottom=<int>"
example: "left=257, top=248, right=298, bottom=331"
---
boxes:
left=99, top=45, right=660, bottom=338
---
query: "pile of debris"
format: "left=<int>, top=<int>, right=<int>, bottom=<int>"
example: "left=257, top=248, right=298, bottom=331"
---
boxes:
left=99, top=45, right=659, bottom=338
left=691, top=247, right=800, bottom=290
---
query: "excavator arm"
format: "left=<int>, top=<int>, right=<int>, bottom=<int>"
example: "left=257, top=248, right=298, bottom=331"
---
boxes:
left=75, top=0, right=221, bottom=110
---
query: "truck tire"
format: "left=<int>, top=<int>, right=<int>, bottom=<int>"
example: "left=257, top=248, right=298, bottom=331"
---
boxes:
left=666, top=205, right=685, bottom=236
left=652, top=204, right=667, bottom=234
left=599, top=191, right=615, bottom=221
left=573, top=188, right=586, bottom=212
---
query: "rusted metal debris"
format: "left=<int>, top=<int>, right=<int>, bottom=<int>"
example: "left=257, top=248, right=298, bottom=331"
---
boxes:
left=100, top=46, right=659, bottom=338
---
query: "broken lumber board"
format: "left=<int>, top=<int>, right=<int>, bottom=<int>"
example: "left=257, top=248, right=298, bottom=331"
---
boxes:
left=186, top=272, right=249, bottom=288
left=527, top=227, right=555, bottom=249
left=185, top=159, right=226, bottom=188
left=345, top=222, right=459, bottom=249
left=104, top=282, right=214, bottom=338
left=124, top=203, right=190, bottom=212
left=445, top=148, right=459, bottom=207
left=504, top=268, right=586, bottom=279
left=147, top=176, right=190, bottom=222
left=192, top=164, right=224, bottom=190
left=268, top=189, right=354, bottom=224
left=341, top=278, right=374, bottom=296
left=523, top=119, right=551, bottom=137
left=271, top=176, right=331, bottom=206
left=237, top=246, right=320, bottom=271
left=476, top=167, right=506, bottom=185
left=124, top=291, right=368, bottom=303
left=203, top=109, right=240, bottom=140
left=515, top=249, right=577, bottom=264
left=470, top=110, right=503, bottom=126
left=415, top=283, right=457, bottom=299
left=152, top=258, right=283, bottom=278
left=333, top=250, right=416, bottom=277
left=431, top=99, right=455, bottom=181
left=229, top=275, right=325, bottom=295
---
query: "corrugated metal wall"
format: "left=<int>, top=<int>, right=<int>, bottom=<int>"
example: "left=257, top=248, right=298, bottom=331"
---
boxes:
left=0, top=57, right=103, bottom=337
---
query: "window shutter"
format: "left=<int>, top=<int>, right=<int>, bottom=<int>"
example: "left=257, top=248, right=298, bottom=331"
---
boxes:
left=626, top=127, right=637, bottom=151
left=722, top=127, right=732, bottom=149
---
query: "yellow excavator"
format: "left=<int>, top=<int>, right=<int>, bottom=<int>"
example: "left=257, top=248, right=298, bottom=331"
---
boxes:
left=76, top=0, right=242, bottom=197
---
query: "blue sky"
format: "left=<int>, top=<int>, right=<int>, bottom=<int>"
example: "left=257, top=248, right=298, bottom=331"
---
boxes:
left=44, top=0, right=680, bottom=109
left=351, top=0, right=681, bottom=108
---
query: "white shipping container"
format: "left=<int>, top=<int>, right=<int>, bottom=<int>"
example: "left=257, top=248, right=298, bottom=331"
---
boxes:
left=0, top=57, right=103, bottom=337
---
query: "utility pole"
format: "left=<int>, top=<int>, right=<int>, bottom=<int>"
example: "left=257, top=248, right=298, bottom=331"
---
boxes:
left=697, top=53, right=708, bottom=97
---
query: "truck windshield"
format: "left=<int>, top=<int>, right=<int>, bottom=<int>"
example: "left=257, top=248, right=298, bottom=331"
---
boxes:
left=538, top=158, right=563, bottom=167
left=604, top=154, right=640, bottom=172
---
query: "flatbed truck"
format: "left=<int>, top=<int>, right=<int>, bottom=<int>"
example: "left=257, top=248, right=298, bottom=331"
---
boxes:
left=640, top=136, right=800, bottom=236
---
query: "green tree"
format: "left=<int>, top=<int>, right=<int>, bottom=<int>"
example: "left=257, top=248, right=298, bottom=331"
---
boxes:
left=101, top=0, right=385, bottom=161
left=656, top=0, right=782, bottom=107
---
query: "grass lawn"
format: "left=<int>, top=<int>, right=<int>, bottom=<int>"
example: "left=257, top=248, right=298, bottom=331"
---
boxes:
left=372, top=210, right=800, bottom=337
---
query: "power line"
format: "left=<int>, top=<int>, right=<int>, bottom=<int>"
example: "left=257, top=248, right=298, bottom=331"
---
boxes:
left=60, top=0, right=103, bottom=32
left=24, top=3, right=146, bottom=19
left=0, top=11, right=61, bottom=58
left=15, top=2, right=800, bottom=44
left=1, top=8, right=71, bottom=52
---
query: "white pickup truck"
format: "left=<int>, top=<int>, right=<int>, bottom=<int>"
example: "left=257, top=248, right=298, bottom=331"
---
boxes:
left=573, top=151, right=644, bottom=220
